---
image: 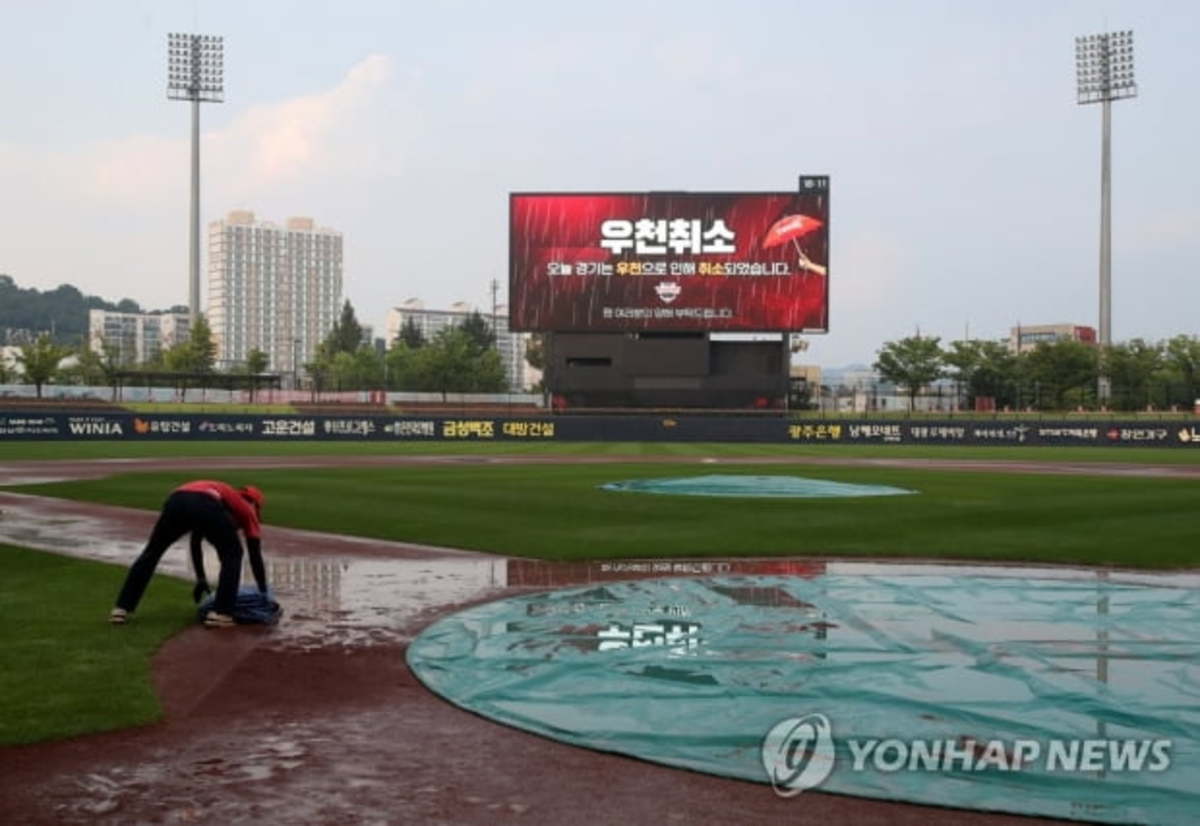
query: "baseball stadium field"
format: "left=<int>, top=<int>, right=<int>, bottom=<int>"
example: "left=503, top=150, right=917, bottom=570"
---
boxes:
left=1, top=439, right=1197, bottom=824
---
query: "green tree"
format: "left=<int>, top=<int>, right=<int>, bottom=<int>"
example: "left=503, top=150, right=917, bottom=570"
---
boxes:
left=64, top=336, right=123, bottom=399
left=459, top=311, right=496, bottom=354
left=414, top=328, right=471, bottom=399
left=161, top=343, right=189, bottom=372
left=16, top=334, right=70, bottom=398
left=326, top=300, right=364, bottom=355
left=245, top=348, right=270, bottom=374
left=64, top=339, right=103, bottom=386
left=874, top=336, right=944, bottom=411
left=187, top=314, right=218, bottom=374
left=311, top=301, right=365, bottom=389
left=471, top=347, right=509, bottom=393
left=384, top=341, right=420, bottom=390
left=1105, top=339, right=1165, bottom=410
left=321, top=345, right=385, bottom=391
left=243, top=349, right=270, bottom=401
left=1163, top=335, right=1200, bottom=408
left=306, top=357, right=329, bottom=393
left=330, top=351, right=357, bottom=390
left=944, top=339, right=1019, bottom=410
left=352, top=346, right=385, bottom=389
left=397, top=317, right=425, bottom=349
left=410, top=328, right=508, bottom=397
left=1024, top=339, right=1098, bottom=409
left=524, top=332, right=545, bottom=371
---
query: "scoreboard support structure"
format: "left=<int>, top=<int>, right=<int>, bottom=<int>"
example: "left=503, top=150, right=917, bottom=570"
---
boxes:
left=544, top=331, right=789, bottom=410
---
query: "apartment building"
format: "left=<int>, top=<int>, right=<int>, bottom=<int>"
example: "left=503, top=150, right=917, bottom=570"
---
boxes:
left=207, top=211, right=343, bottom=373
left=88, top=309, right=191, bottom=366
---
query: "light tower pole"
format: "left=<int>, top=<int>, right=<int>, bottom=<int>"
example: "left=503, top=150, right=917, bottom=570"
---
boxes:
left=167, top=33, right=224, bottom=324
left=1075, top=30, right=1136, bottom=404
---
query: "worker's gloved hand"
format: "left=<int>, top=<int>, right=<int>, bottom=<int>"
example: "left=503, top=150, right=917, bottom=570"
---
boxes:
left=192, top=581, right=212, bottom=604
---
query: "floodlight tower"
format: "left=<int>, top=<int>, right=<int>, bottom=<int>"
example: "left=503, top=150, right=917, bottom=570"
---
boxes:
left=1075, top=30, right=1136, bottom=403
left=167, top=33, right=224, bottom=324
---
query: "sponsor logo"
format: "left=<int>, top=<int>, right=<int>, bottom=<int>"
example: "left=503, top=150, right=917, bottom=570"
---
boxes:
left=67, top=418, right=124, bottom=436
left=654, top=281, right=682, bottom=304
left=132, top=417, right=192, bottom=436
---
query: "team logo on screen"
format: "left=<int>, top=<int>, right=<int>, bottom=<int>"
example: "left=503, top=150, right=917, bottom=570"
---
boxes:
left=654, top=281, right=682, bottom=304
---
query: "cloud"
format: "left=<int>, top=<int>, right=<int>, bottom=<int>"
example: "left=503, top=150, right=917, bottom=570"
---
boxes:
left=2, top=54, right=396, bottom=212
left=0, top=54, right=401, bottom=306
left=211, top=54, right=395, bottom=197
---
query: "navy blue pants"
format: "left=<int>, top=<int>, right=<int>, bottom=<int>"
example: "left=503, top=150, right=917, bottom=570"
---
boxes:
left=115, top=491, right=243, bottom=614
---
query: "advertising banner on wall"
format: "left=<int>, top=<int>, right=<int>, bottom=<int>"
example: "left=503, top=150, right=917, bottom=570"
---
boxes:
left=509, top=181, right=831, bottom=332
left=0, top=412, right=1194, bottom=447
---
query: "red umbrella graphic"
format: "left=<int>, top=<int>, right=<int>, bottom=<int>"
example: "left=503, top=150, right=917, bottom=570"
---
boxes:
left=762, top=214, right=826, bottom=276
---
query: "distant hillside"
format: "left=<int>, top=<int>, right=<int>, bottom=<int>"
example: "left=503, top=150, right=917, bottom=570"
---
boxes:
left=0, top=274, right=185, bottom=347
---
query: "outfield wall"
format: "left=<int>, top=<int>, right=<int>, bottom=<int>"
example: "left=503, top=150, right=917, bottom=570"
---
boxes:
left=2, top=411, right=1199, bottom=448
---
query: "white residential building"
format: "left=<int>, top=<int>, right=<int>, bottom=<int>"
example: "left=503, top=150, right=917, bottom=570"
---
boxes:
left=88, top=309, right=191, bottom=366
left=207, top=211, right=343, bottom=373
left=385, top=299, right=531, bottom=391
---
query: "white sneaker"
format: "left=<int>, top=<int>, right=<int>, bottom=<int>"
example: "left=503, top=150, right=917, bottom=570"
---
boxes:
left=203, top=611, right=235, bottom=628
left=109, top=607, right=129, bottom=625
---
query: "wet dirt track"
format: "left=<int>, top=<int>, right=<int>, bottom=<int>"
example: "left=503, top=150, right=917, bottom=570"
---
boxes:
left=2, top=453, right=1184, bottom=825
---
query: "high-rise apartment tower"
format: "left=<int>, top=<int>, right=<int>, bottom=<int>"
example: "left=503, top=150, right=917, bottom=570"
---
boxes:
left=207, top=211, right=343, bottom=374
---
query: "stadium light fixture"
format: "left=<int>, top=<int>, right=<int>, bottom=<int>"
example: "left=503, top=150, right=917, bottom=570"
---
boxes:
left=167, top=33, right=225, bottom=324
left=1075, top=30, right=1136, bottom=403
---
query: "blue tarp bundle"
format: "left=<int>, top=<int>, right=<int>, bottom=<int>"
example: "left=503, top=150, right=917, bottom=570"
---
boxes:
left=196, top=586, right=282, bottom=625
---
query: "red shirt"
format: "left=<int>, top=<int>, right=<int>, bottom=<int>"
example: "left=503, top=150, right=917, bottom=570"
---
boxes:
left=176, top=480, right=262, bottom=539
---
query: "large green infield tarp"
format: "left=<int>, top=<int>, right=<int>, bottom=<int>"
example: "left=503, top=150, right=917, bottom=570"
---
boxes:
left=601, top=474, right=914, bottom=498
left=408, top=569, right=1200, bottom=824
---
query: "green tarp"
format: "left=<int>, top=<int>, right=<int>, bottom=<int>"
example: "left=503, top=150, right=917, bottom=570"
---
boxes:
left=408, top=570, right=1200, bottom=824
left=600, top=474, right=914, bottom=498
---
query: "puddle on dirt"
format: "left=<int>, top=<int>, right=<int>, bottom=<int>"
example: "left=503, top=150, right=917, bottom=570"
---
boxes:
left=0, top=494, right=509, bottom=648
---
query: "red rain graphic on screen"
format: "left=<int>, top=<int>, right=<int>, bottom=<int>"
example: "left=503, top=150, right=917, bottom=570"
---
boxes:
left=509, top=192, right=830, bottom=332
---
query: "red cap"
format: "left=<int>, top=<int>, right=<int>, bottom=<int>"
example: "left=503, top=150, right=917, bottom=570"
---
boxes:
left=239, top=485, right=265, bottom=513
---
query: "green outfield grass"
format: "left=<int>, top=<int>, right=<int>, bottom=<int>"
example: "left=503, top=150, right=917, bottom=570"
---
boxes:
left=16, top=463, right=1199, bottom=568
left=3, top=439, right=1200, bottom=464
left=0, top=545, right=194, bottom=745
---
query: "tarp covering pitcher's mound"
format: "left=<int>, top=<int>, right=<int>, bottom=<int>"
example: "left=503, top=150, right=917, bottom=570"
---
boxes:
left=600, top=474, right=914, bottom=498
left=407, top=566, right=1200, bottom=824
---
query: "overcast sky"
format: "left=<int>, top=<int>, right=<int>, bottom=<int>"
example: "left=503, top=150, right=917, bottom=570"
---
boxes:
left=2, top=0, right=1197, bottom=365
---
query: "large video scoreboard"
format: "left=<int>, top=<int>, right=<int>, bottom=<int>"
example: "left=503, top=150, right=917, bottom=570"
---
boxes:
left=510, top=180, right=830, bottom=333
